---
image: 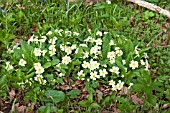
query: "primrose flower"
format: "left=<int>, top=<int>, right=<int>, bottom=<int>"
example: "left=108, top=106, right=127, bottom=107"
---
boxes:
left=34, top=48, right=41, bottom=56
left=65, top=47, right=72, bottom=55
left=19, top=59, right=27, bottom=66
left=109, top=80, right=115, bottom=86
left=42, top=50, right=47, bottom=56
left=40, top=36, right=47, bottom=42
left=80, top=44, right=88, bottom=47
left=90, top=47, right=98, bottom=55
left=116, top=49, right=123, bottom=56
left=128, top=83, right=134, bottom=89
left=107, top=51, right=116, bottom=59
left=129, top=60, right=138, bottom=69
left=33, top=37, right=39, bottom=43
left=109, top=58, right=115, bottom=64
left=34, top=74, right=43, bottom=82
left=143, top=53, right=149, bottom=58
left=5, top=62, right=14, bottom=70
left=46, top=31, right=52, bottom=35
left=96, top=31, right=102, bottom=36
left=84, top=36, right=92, bottom=42
left=35, top=66, right=44, bottom=75
left=112, top=84, right=119, bottom=91
left=42, top=80, right=47, bottom=85
left=95, top=38, right=102, bottom=45
left=28, top=35, right=34, bottom=44
left=71, top=44, right=77, bottom=50
left=115, top=47, right=120, bottom=50
left=59, top=73, right=65, bottom=77
left=90, top=71, right=100, bottom=80
left=65, top=31, right=72, bottom=36
left=110, top=66, right=120, bottom=75
left=34, top=62, right=41, bottom=70
left=89, top=60, right=100, bottom=70
left=109, top=40, right=115, bottom=46
left=73, top=32, right=79, bottom=36
left=106, top=0, right=111, bottom=4
left=145, top=59, right=149, bottom=71
left=104, top=32, right=108, bottom=34
left=117, top=80, right=124, bottom=90
left=83, top=52, right=89, bottom=59
left=82, top=61, right=89, bottom=68
left=49, top=44, right=55, bottom=50
left=60, top=44, right=66, bottom=51
left=122, top=60, right=126, bottom=65
left=99, top=69, right=108, bottom=77
left=140, top=59, right=145, bottom=65
left=49, top=50, right=56, bottom=56
left=49, top=37, right=57, bottom=44
left=62, top=55, right=71, bottom=65
left=77, top=70, right=85, bottom=77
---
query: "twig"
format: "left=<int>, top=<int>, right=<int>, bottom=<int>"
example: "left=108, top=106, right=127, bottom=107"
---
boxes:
left=126, top=0, right=170, bottom=19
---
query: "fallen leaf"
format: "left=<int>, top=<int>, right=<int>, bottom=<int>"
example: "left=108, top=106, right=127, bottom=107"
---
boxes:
left=8, top=88, right=16, bottom=102
left=131, top=95, right=142, bottom=105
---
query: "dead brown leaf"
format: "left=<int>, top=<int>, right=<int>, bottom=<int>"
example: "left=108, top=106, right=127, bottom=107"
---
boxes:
left=131, top=95, right=142, bottom=105
left=8, top=88, right=16, bottom=102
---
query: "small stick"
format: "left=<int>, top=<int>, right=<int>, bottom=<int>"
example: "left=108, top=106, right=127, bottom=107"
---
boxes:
left=126, top=0, right=170, bottom=19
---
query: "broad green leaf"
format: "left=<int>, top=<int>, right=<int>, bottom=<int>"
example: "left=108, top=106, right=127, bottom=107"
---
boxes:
left=25, top=72, right=35, bottom=79
left=44, top=105, right=50, bottom=113
left=51, top=59, right=60, bottom=66
left=102, top=34, right=111, bottom=59
left=91, top=103, right=100, bottom=108
left=124, top=40, right=134, bottom=56
left=16, top=69, right=23, bottom=78
left=43, top=62, right=51, bottom=69
left=67, top=90, right=81, bottom=99
left=0, top=75, right=6, bottom=88
left=44, top=90, right=65, bottom=103
left=88, top=93, right=93, bottom=103
left=78, top=100, right=90, bottom=107
left=75, top=47, right=83, bottom=58
left=45, top=74, right=53, bottom=82
left=115, top=57, right=126, bottom=74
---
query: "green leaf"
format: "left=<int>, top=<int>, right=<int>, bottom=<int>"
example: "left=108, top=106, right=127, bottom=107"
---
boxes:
left=75, top=47, right=84, bottom=58
left=102, top=34, right=111, bottom=59
left=112, top=17, right=119, bottom=27
left=0, top=75, right=6, bottom=88
left=51, top=58, right=60, bottom=66
left=124, top=40, right=134, bottom=56
left=115, top=57, right=126, bottom=74
left=44, top=90, right=65, bottom=103
left=44, top=105, right=50, bottom=113
left=67, top=90, right=81, bottom=99
left=16, top=69, right=23, bottom=78
left=45, top=74, right=53, bottom=82
left=78, top=100, right=89, bottom=107
left=91, top=103, right=100, bottom=108
left=125, top=52, right=133, bottom=67
left=43, top=62, right=51, bottom=69
left=25, top=72, right=35, bottom=79
left=88, top=93, right=93, bottom=103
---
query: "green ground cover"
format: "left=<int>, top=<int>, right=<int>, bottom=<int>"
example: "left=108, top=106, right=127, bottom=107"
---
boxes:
left=0, top=0, right=170, bottom=112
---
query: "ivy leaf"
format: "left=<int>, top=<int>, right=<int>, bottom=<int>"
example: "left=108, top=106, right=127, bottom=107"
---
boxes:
left=67, top=90, right=81, bottom=99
